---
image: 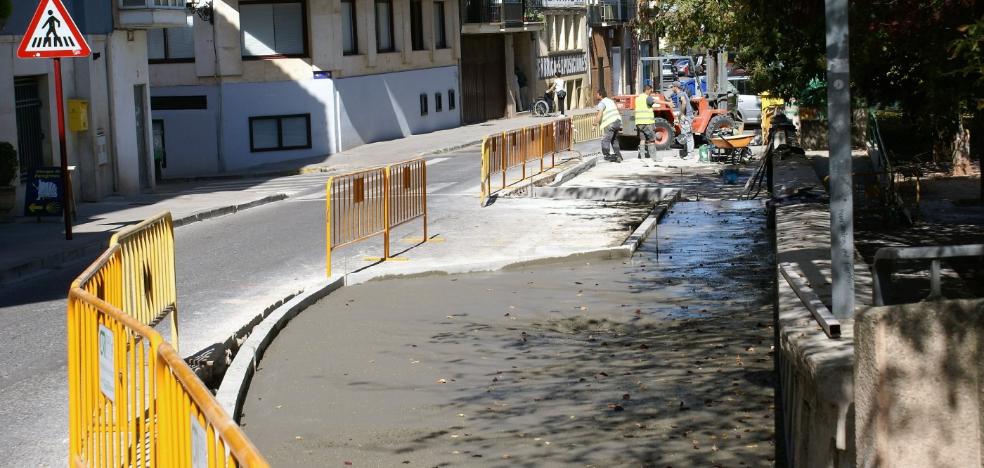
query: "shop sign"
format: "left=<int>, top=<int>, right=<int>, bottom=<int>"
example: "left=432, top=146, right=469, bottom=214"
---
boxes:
left=537, top=52, right=588, bottom=79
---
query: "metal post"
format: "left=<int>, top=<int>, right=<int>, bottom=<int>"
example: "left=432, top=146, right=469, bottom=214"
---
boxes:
left=717, top=49, right=728, bottom=109
left=825, top=0, right=855, bottom=318
left=54, top=58, right=73, bottom=240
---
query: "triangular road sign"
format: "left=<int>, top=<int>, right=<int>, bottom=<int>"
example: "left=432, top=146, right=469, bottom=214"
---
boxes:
left=17, top=0, right=90, bottom=59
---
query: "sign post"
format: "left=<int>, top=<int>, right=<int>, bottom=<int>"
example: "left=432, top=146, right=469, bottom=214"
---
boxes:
left=17, top=0, right=91, bottom=240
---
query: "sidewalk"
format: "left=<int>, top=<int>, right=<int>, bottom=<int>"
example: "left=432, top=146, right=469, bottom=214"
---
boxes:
left=0, top=112, right=588, bottom=285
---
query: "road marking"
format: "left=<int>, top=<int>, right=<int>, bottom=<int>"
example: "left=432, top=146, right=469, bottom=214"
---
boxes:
left=427, top=182, right=456, bottom=193
left=426, top=157, right=450, bottom=165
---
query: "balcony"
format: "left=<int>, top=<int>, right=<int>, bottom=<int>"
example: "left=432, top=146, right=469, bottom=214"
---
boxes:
left=118, top=0, right=189, bottom=29
left=462, top=0, right=545, bottom=34
left=587, top=0, right=635, bottom=26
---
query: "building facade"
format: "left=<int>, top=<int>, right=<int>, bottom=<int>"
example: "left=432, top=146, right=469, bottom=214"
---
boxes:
left=587, top=0, right=634, bottom=96
left=458, top=0, right=543, bottom=124
left=533, top=0, right=589, bottom=112
left=1, top=0, right=180, bottom=206
left=148, top=0, right=462, bottom=178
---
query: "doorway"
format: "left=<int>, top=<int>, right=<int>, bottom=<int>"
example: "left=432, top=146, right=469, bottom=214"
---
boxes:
left=152, top=119, right=166, bottom=182
left=461, top=35, right=506, bottom=124
left=14, top=76, right=47, bottom=181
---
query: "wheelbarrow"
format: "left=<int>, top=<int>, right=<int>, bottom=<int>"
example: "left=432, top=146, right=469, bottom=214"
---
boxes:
left=708, top=133, right=755, bottom=164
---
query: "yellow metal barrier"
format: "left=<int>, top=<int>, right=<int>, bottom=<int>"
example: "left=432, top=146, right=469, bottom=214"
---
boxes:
left=68, top=215, right=268, bottom=468
left=572, top=113, right=601, bottom=143
left=760, top=93, right=785, bottom=144
left=325, top=158, right=428, bottom=277
left=479, top=118, right=576, bottom=206
left=109, top=212, right=179, bottom=351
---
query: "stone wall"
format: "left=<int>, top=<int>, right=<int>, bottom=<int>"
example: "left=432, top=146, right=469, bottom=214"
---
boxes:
left=773, top=154, right=870, bottom=467
left=855, top=299, right=984, bottom=467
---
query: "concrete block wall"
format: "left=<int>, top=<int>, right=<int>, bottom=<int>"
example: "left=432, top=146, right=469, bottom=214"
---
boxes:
left=855, top=299, right=984, bottom=467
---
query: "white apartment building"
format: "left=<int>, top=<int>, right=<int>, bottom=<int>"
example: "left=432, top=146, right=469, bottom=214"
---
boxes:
left=1, top=0, right=184, bottom=204
left=148, top=0, right=462, bottom=178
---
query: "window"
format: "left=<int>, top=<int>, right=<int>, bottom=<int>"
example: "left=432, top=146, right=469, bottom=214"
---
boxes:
left=410, top=0, right=425, bottom=51
left=375, top=0, right=395, bottom=53
left=249, top=114, right=312, bottom=152
left=151, top=95, right=208, bottom=110
left=341, top=0, right=358, bottom=55
left=419, top=93, right=428, bottom=116
left=448, top=89, right=455, bottom=110
left=240, top=1, right=306, bottom=58
left=433, top=1, right=447, bottom=49
left=435, top=92, right=442, bottom=112
left=148, top=22, right=195, bottom=62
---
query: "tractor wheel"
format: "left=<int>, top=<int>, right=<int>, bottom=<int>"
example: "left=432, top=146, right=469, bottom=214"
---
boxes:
left=651, top=118, right=674, bottom=150
left=707, top=114, right=736, bottom=136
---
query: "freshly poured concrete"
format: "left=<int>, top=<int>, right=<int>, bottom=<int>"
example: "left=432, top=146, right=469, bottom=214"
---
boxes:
left=242, top=200, right=776, bottom=467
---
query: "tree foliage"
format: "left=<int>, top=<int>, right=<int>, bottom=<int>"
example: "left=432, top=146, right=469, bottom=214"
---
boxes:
left=635, top=1, right=983, bottom=160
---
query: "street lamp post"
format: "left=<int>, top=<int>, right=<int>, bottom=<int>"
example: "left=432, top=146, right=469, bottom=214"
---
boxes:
left=825, top=0, right=855, bottom=319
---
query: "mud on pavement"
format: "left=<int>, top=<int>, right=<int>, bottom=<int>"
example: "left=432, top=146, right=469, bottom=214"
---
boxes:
left=241, top=198, right=776, bottom=467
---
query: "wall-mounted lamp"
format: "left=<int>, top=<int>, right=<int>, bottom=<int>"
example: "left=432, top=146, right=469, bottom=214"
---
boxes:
left=186, top=0, right=214, bottom=24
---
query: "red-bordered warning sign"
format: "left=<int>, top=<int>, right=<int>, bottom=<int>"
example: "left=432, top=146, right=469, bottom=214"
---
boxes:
left=17, top=0, right=91, bottom=59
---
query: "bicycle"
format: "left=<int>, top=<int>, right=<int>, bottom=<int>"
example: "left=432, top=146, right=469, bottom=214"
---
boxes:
left=532, top=92, right=554, bottom=117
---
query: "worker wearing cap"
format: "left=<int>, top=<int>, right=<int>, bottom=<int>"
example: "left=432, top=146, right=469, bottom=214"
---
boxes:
left=593, top=88, right=623, bottom=163
left=671, top=81, right=695, bottom=159
left=635, top=83, right=659, bottom=160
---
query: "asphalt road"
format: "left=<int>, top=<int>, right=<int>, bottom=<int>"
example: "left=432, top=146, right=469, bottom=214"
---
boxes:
left=0, top=146, right=486, bottom=467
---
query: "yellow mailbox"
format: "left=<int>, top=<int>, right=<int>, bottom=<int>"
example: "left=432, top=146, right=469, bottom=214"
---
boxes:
left=68, top=99, right=89, bottom=132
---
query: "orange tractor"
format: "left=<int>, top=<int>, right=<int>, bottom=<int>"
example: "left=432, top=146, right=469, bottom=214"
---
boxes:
left=614, top=92, right=736, bottom=151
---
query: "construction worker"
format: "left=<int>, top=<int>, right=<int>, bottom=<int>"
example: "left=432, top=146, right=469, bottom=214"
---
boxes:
left=593, top=89, right=623, bottom=163
left=671, top=81, right=695, bottom=159
left=635, top=83, right=659, bottom=160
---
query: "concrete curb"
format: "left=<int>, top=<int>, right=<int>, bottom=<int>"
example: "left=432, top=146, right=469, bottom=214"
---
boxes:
left=216, top=276, right=345, bottom=420
left=497, top=152, right=602, bottom=199
left=0, top=193, right=289, bottom=286
left=171, top=193, right=288, bottom=228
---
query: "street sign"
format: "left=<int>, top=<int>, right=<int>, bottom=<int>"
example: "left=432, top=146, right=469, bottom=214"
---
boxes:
left=16, top=0, right=87, bottom=239
left=24, top=167, right=64, bottom=217
left=16, top=0, right=91, bottom=59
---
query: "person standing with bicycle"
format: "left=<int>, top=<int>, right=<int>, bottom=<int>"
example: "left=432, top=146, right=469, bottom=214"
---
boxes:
left=546, top=72, right=566, bottom=115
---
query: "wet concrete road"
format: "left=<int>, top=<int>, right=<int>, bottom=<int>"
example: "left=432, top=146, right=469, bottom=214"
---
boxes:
left=242, top=199, right=775, bottom=467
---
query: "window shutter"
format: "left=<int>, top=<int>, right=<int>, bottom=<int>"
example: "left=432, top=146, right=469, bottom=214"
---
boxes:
left=148, top=29, right=166, bottom=60
left=273, top=3, right=304, bottom=55
left=167, top=25, right=196, bottom=59
left=240, top=4, right=276, bottom=56
left=251, top=119, right=279, bottom=150
left=280, top=116, right=309, bottom=147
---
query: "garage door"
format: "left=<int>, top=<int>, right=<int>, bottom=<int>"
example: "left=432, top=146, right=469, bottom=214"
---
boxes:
left=461, top=35, right=505, bottom=124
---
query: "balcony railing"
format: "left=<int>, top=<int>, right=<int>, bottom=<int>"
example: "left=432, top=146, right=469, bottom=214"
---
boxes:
left=463, top=0, right=543, bottom=28
left=118, top=0, right=189, bottom=29
left=587, top=0, right=635, bottom=25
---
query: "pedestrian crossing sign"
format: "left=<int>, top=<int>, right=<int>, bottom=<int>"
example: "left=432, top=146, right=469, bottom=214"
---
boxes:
left=17, top=0, right=90, bottom=59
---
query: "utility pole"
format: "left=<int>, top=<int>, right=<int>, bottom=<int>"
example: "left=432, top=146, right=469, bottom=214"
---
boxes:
left=825, top=0, right=855, bottom=319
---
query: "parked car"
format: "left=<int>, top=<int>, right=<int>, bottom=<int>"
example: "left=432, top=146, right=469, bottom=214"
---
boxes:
left=728, top=76, right=761, bottom=126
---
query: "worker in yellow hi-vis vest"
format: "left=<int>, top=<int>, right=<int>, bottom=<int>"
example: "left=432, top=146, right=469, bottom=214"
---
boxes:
left=634, top=83, right=660, bottom=160
left=593, top=88, right=623, bottom=163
